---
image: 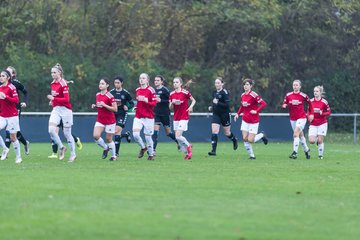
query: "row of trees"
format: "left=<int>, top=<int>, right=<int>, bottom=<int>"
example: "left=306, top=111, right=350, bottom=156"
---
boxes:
left=0, top=0, right=359, bottom=114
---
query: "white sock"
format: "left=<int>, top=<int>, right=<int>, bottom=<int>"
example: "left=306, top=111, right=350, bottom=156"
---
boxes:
left=293, top=137, right=300, bottom=152
left=244, top=142, right=254, bottom=157
left=145, top=135, right=154, bottom=156
left=176, top=136, right=190, bottom=147
left=107, top=141, right=116, bottom=157
left=64, top=127, right=76, bottom=156
left=254, top=133, right=264, bottom=143
left=13, top=140, right=21, bottom=158
left=133, top=132, right=145, bottom=149
left=49, top=126, right=64, bottom=149
left=96, top=137, right=108, bottom=150
left=318, top=143, right=324, bottom=156
left=300, top=136, right=309, bottom=152
left=0, top=136, right=6, bottom=149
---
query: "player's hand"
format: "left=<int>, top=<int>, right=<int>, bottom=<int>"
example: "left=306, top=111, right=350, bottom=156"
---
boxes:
left=20, top=102, right=27, bottom=108
left=250, top=110, right=257, bottom=114
left=123, top=105, right=128, bottom=111
left=234, top=113, right=239, bottom=122
left=282, top=104, right=287, bottom=108
left=308, top=114, right=314, bottom=122
left=187, top=107, right=193, bottom=112
left=47, top=95, right=54, bottom=101
left=96, top=101, right=104, bottom=107
left=213, top=98, right=219, bottom=104
left=0, top=92, right=6, bottom=99
left=208, top=106, right=212, bottom=112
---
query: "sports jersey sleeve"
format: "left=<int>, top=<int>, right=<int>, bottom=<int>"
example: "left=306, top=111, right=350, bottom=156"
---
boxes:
left=217, top=91, right=230, bottom=108
left=322, top=101, right=331, bottom=116
left=147, top=90, right=157, bottom=107
left=256, top=97, right=267, bottom=112
left=126, top=91, right=135, bottom=109
left=53, top=85, right=70, bottom=105
left=15, top=81, right=29, bottom=104
left=305, top=94, right=313, bottom=115
left=5, top=88, right=19, bottom=104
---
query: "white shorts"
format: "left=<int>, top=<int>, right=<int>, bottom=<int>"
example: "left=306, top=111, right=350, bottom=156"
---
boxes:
left=240, top=121, right=259, bottom=134
left=309, top=123, right=328, bottom=137
left=132, top=117, right=154, bottom=135
left=0, top=116, right=20, bottom=133
left=174, top=120, right=189, bottom=132
left=49, top=106, right=73, bottom=127
left=290, top=118, right=307, bottom=131
left=95, top=122, right=116, bottom=134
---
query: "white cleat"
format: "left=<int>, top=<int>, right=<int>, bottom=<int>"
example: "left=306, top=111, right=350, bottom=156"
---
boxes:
left=15, top=157, right=22, bottom=164
left=59, top=147, right=67, bottom=160
left=68, top=155, right=76, bottom=162
left=1, top=148, right=10, bottom=161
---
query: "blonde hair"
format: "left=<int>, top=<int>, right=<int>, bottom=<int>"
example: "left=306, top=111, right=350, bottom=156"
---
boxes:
left=314, top=85, right=325, bottom=97
left=7, top=66, right=16, bottom=78
left=293, top=79, right=301, bottom=86
left=174, top=77, right=194, bottom=90
left=52, top=63, right=64, bottom=78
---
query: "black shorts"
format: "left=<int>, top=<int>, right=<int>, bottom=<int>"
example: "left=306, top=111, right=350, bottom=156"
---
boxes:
left=212, top=112, right=231, bottom=126
left=155, top=115, right=171, bottom=128
left=115, top=113, right=128, bottom=128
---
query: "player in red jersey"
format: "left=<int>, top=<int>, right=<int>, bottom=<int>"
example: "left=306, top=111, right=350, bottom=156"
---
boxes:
left=234, top=79, right=268, bottom=160
left=47, top=63, right=76, bottom=162
left=92, top=78, right=118, bottom=161
left=169, top=77, right=196, bottom=160
left=282, top=79, right=313, bottom=159
left=132, top=73, right=157, bottom=160
left=308, top=86, right=331, bottom=159
left=0, top=69, right=22, bottom=163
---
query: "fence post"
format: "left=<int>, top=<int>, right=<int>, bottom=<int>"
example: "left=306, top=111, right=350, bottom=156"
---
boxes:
left=354, top=114, right=357, bottom=144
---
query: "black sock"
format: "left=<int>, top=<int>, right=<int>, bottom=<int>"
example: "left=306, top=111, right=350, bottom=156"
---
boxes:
left=167, top=132, right=178, bottom=144
left=52, top=140, right=58, bottom=153
left=5, top=131, right=11, bottom=148
left=211, top=134, right=218, bottom=152
left=152, top=130, right=159, bottom=151
left=227, top=132, right=236, bottom=142
left=17, top=131, right=27, bottom=145
left=72, top=134, right=78, bottom=143
left=120, top=133, right=127, bottom=139
left=115, top=135, right=121, bottom=155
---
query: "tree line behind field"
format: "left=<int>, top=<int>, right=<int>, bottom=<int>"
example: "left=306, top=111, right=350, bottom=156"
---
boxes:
left=0, top=0, right=359, bottom=118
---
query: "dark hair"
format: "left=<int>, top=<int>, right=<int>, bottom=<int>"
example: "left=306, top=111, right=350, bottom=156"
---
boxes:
left=2, top=70, right=12, bottom=79
left=243, top=78, right=254, bottom=86
left=215, top=77, right=224, bottom=83
left=101, top=77, right=111, bottom=85
left=155, top=75, right=165, bottom=82
left=114, top=76, right=124, bottom=83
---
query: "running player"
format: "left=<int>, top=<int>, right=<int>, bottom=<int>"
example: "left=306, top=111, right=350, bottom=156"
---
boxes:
left=208, top=77, right=238, bottom=156
left=133, top=73, right=157, bottom=161
left=282, top=79, right=313, bottom=159
left=109, top=76, right=134, bottom=156
left=153, top=75, right=179, bottom=154
left=308, top=86, right=331, bottom=159
left=92, top=78, right=118, bottom=161
left=169, top=77, right=196, bottom=160
left=234, top=79, right=268, bottom=160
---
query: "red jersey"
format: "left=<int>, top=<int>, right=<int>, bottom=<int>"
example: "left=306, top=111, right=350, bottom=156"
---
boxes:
left=283, top=91, right=312, bottom=121
left=51, top=79, right=72, bottom=110
left=96, top=91, right=116, bottom=125
left=170, top=89, right=192, bottom=121
left=0, top=82, right=19, bottom=117
left=309, top=98, right=331, bottom=126
left=135, top=86, right=157, bottom=119
left=236, top=90, right=266, bottom=124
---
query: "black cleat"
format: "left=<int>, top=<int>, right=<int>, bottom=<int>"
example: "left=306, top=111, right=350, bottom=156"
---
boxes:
left=109, top=156, right=117, bottom=161
left=318, top=155, right=323, bottom=160
left=261, top=132, right=268, bottom=145
left=138, top=147, right=147, bottom=158
left=147, top=155, right=154, bottom=161
left=305, top=149, right=311, bottom=159
left=208, top=151, right=216, bottom=156
left=249, top=156, right=256, bottom=160
left=102, top=148, right=110, bottom=159
left=125, top=131, right=131, bottom=143
left=233, top=138, right=238, bottom=150
left=289, top=151, right=298, bottom=159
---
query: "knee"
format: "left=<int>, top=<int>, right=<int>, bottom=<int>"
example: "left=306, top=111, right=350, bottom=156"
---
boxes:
left=48, top=126, right=57, bottom=135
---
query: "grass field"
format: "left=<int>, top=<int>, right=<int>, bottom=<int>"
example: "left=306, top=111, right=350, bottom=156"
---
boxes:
left=0, top=141, right=359, bottom=240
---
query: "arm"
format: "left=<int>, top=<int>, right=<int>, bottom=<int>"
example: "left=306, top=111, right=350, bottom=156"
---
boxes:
left=187, top=96, right=196, bottom=112
left=15, top=81, right=29, bottom=106
left=126, top=92, right=135, bottom=110
left=52, top=86, right=70, bottom=104
left=4, top=93, right=19, bottom=104
left=256, top=99, right=267, bottom=113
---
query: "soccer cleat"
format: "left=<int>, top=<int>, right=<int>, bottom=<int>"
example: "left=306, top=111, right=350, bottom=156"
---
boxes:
left=59, top=147, right=67, bottom=160
left=147, top=155, right=154, bottom=161
left=184, top=154, right=192, bottom=160
left=125, top=131, right=131, bottom=143
left=318, top=155, right=323, bottom=160
left=261, top=132, right=268, bottom=145
left=76, top=137, right=83, bottom=150
left=289, top=151, right=298, bottom=159
left=48, top=153, right=58, bottom=159
left=305, top=149, right=311, bottom=159
left=208, top=151, right=216, bottom=156
left=102, top=147, right=110, bottom=159
left=138, top=147, right=148, bottom=158
left=24, top=141, right=30, bottom=155
left=15, top=157, right=22, bottom=164
left=1, top=148, right=10, bottom=161
left=249, top=156, right=256, bottom=160
left=68, top=155, right=76, bottom=162
left=109, top=156, right=117, bottom=161
left=186, top=145, right=193, bottom=158
left=233, top=138, right=238, bottom=150
left=177, top=143, right=181, bottom=151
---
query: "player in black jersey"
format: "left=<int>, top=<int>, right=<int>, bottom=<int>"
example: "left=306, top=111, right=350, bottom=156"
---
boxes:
left=110, top=76, right=134, bottom=156
left=208, top=77, right=238, bottom=156
left=5, top=66, right=30, bottom=154
left=153, top=75, right=179, bottom=154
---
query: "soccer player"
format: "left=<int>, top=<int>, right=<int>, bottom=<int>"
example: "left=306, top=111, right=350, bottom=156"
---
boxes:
left=153, top=75, right=179, bottom=154
left=208, top=77, right=238, bottom=156
left=5, top=66, right=30, bottom=155
left=234, top=79, right=268, bottom=160
left=47, top=63, right=76, bottom=162
left=92, top=78, right=118, bottom=161
left=308, top=86, right=331, bottom=159
left=109, top=76, right=134, bottom=157
left=133, top=73, right=157, bottom=161
left=169, top=77, right=196, bottom=160
left=0, top=69, right=22, bottom=163
left=282, top=79, right=313, bottom=159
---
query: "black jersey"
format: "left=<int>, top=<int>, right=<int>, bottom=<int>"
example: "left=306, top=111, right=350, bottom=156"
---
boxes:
left=11, top=78, right=29, bottom=110
left=154, top=86, right=171, bottom=116
left=109, top=88, right=134, bottom=115
left=212, top=89, right=230, bottom=114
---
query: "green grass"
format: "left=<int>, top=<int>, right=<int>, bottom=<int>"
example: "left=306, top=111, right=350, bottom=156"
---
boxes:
left=0, top=141, right=359, bottom=240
